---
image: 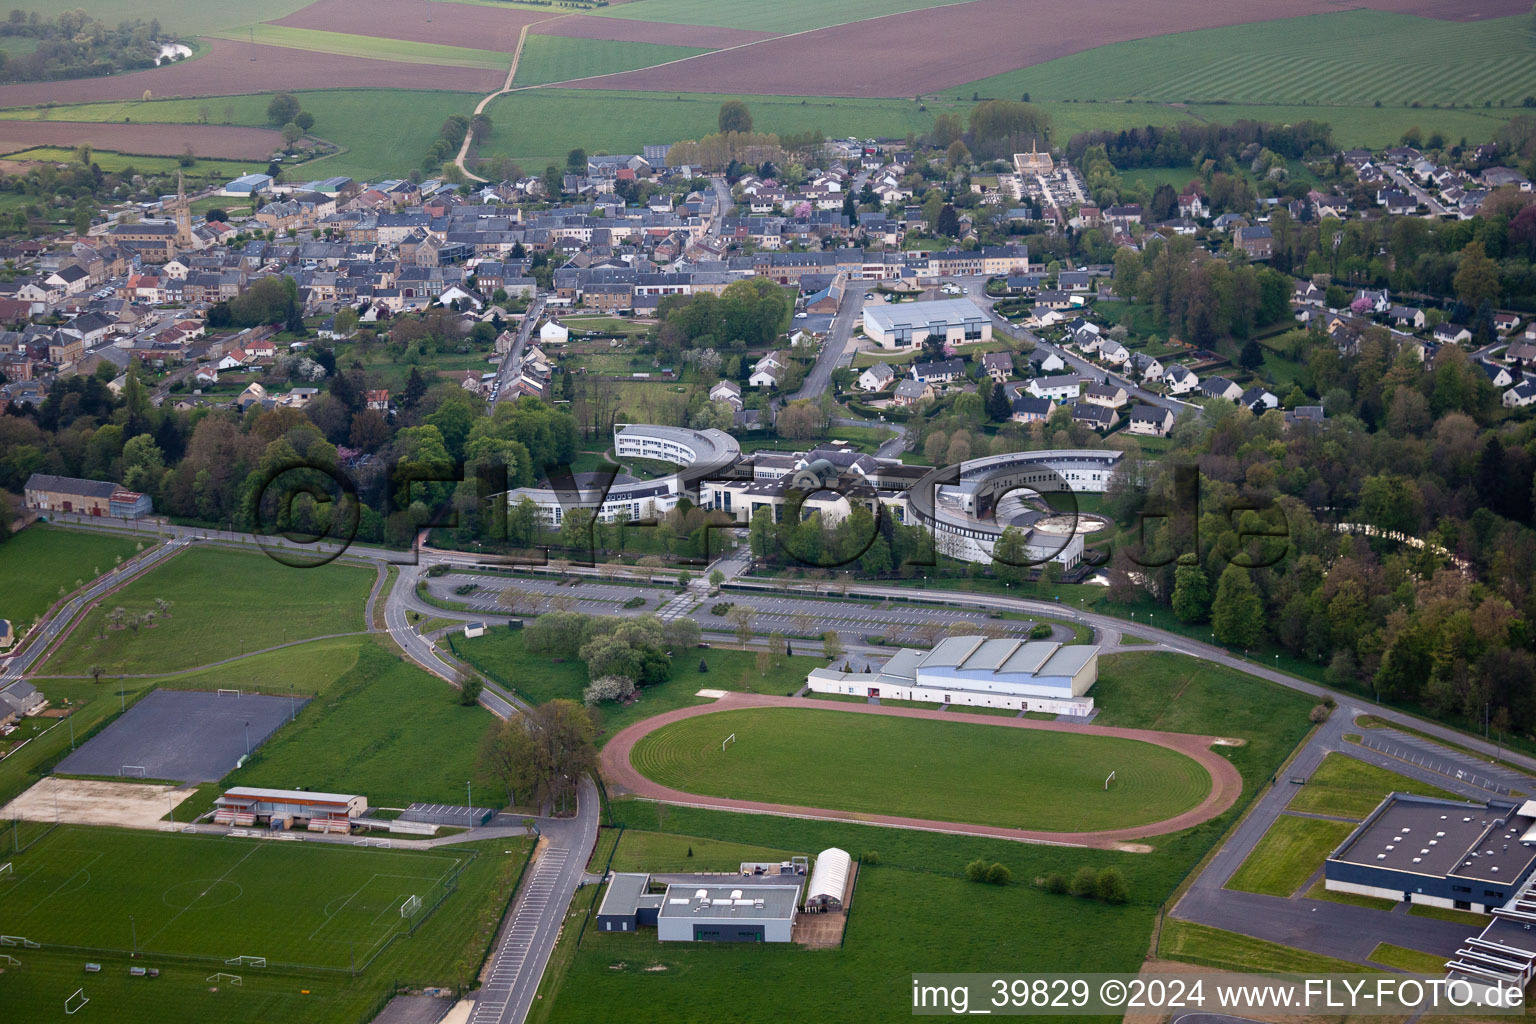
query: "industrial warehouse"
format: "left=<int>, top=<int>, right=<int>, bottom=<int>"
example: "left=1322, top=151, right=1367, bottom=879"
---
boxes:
left=594, top=848, right=855, bottom=944
left=805, top=636, right=1100, bottom=716
left=1324, top=793, right=1536, bottom=913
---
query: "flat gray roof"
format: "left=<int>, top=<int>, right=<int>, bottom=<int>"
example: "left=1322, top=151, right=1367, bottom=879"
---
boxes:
left=598, top=873, right=651, bottom=919
left=1331, top=794, right=1536, bottom=884
left=863, top=297, right=987, bottom=334
left=657, top=883, right=798, bottom=922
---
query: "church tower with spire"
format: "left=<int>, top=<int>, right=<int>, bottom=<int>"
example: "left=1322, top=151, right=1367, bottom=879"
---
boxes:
left=171, top=170, right=193, bottom=248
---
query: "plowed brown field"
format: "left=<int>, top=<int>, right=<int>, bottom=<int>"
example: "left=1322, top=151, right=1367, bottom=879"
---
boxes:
left=559, top=0, right=1520, bottom=97
left=0, top=39, right=500, bottom=109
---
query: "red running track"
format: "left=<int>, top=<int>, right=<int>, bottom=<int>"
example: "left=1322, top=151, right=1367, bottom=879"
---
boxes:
left=601, top=692, right=1244, bottom=849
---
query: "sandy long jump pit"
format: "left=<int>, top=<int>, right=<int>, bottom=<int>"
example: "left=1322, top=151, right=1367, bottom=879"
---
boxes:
left=1, top=776, right=194, bottom=828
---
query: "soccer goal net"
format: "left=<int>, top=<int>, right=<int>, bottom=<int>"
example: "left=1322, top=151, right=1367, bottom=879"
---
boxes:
left=225, top=955, right=266, bottom=968
left=1104, top=770, right=1117, bottom=791
left=217, top=689, right=242, bottom=698
left=120, top=765, right=146, bottom=778
left=0, top=862, right=12, bottom=877
left=205, top=973, right=243, bottom=986
left=65, top=988, right=89, bottom=1015
left=721, top=733, right=736, bottom=752
left=401, top=894, right=422, bottom=918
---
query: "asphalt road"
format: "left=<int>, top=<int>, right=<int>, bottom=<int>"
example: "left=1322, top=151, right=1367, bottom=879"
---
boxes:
left=790, top=274, right=862, bottom=403
left=489, top=295, right=546, bottom=410
left=961, top=275, right=1196, bottom=415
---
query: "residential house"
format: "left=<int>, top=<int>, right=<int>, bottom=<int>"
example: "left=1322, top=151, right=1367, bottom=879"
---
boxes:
left=1504, top=379, right=1536, bottom=408
left=1126, top=405, right=1175, bottom=437
left=911, top=358, right=965, bottom=385
left=1025, top=376, right=1081, bottom=402
left=891, top=379, right=933, bottom=406
left=709, top=379, right=743, bottom=407
left=1027, top=350, right=1066, bottom=374
left=1082, top=382, right=1128, bottom=409
left=857, top=362, right=897, bottom=392
left=1164, top=365, right=1199, bottom=395
left=979, top=351, right=1013, bottom=383
left=1200, top=376, right=1243, bottom=403
left=1009, top=394, right=1053, bottom=423
left=1234, top=225, right=1273, bottom=260
left=1070, top=402, right=1118, bottom=432
left=1241, top=386, right=1279, bottom=412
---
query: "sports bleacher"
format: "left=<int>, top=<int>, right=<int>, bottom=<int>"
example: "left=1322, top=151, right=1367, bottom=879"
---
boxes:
left=213, top=809, right=256, bottom=826
left=306, top=815, right=352, bottom=835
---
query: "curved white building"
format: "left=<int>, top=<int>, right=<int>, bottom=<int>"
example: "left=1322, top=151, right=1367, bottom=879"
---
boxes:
left=805, top=847, right=852, bottom=911
left=506, top=424, right=741, bottom=526
left=509, top=422, right=1119, bottom=568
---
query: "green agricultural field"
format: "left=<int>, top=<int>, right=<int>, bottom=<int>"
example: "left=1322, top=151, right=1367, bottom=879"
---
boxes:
left=223, top=24, right=513, bottom=70
left=0, top=826, right=466, bottom=968
left=511, top=35, right=709, bottom=87
left=0, top=835, right=531, bottom=1024
left=1288, top=752, right=1458, bottom=820
left=587, top=0, right=972, bottom=33
left=44, top=546, right=374, bottom=676
left=963, top=11, right=1536, bottom=109
left=226, top=638, right=503, bottom=807
left=0, top=526, right=143, bottom=634
left=480, top=88, right=932, bottom=169
left=1226, top=814, right=1355, bottom=897
left=608, top=828, right=798, bottom=874
left=0, top=90, right=478, bottom=181
left=631, top=706, right=1212, bottom=831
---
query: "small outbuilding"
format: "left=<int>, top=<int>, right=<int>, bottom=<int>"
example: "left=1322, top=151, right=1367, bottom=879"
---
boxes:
left=805, top=847, right=852, bottom=911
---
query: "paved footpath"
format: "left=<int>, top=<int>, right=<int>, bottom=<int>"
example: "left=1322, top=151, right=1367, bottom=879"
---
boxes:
left=600, top=692, right=1242, bottom=849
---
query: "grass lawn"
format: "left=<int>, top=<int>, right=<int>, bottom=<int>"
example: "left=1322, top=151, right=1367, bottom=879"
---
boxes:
left=1092, top=653, right=1315, bottom=803
left=222, top=24, right=512, bottom=69
left=0, top=525, right=144, bottom=633
left=0, top=825, right=466, bottom=968
left=226, top=638, right=503, bottom=807
left=44, top=546, right=373, bottom=676
left=448, top=628, right=822, bottom=744
left=1369, top=942, right=1449, bottom=973
left=0, top=147, right=256, bottom=179
left=0, top=834, right=531, bottom=1023
left=1157, top=918, right=1369, bottom=973
left=1226, top=814, right=1355, bottom=898
left=587, top=0, right=972, bottom=32
left=512, top=35, right=709, bottom=87
left=1407, top=904, right=1489, bottom=927
left=631, top=705, right=1212, bottom=832
left=562, top=315, right=652, bottom=336
left=1302, top=877, right=1397, bottom=910
left=0, top=90, right=478, bottom=182
left=1288, top=752, right=1458, bottom=820
left=608, top=828, right=798, bottom=874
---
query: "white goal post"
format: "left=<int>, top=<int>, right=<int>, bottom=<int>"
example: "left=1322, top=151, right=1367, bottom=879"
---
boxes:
left=120, top=765, right=146, bottom=778
left=225, top=955, right=266, bottom=968
left=217, top=689, right=241, bottom=698
left=206, top=973, right=243, bottom=986
left=1104, top=770, right=1116, bottom=790
left=401, top=894, right=422, bottom=918
left=721, top=733, right=736, bottom=752
left=65, top=988, right=89, bottom=1015
left=0, top=862, right=12, bottom=877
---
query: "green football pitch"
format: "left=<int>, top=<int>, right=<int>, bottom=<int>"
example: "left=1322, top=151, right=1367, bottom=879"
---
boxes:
left=0, top=827, right=466, bottom=970
left=631, top=706, right=1212, bottom=832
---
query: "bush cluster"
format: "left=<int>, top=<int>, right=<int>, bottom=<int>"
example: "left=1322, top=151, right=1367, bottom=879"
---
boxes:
left=1041, top=866, right=1128, bottom=904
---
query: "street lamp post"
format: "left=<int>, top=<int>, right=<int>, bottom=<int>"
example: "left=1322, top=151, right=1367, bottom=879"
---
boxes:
left=244, top=721, right=251, bottom=757
left=130, top=915, right=137, bottom=956
left=467, top=780, right=472, bottom=811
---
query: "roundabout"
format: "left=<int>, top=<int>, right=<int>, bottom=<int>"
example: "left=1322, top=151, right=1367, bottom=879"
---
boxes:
left=602, top=693, right=1244, bottom=849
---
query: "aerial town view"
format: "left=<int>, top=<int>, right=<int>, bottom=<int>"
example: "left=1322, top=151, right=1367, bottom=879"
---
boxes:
left=8, top=0, right=1536, bottom=1022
